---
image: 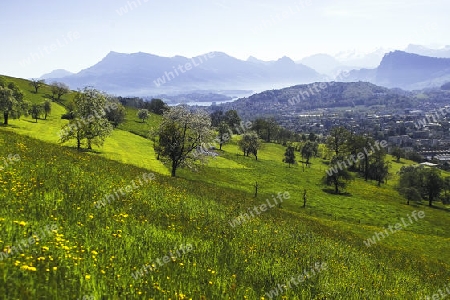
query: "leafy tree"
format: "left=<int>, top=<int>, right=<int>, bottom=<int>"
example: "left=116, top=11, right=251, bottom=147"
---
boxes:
left=399, top=187, right=422, bottom=205
left=137, top=109, right=149, bottom=123
left=43, top=100, right=51, bottom=120
left=145, top=98, right=168, bottom=115
left=217, top=121, right=231, bottom=150
left=153, top=106, right=213, bottom=177
left=368, top=148, right=390, bottom=186
left=30, top=79, right=45, bottom=94
left=326, top=126, right=350, bottom=156
left=251, top=118, right=267, bottom=137
left=210, top=110, right=224, bottom=128
left=442, top=177, right=450, bottom=204
left=252, top=117, right=279, bottom=142
left=105, top=101, right=126, bottom=127
left=323, top=156, right=353, bottom=194
left=60, top=87, right=113, bottom=150
left=0, top=86, right=17, bottom=125
left=405, top=151, right=423, bottom=163
left=398, top=166, right=444, bottom=206
left=308, top=132, right=317, bottom=142
left=238, top=131, right=261, bottom=160
left=19, top=100, right=31, bottom=119
left=30, top=103, right=43, bottom=122
left=391, top=147, right=404, bottom=162
left=283, top=145, right=296, bottom=167
left=0, top=83, right=24, bottom=125
left=346, top=134, right=373, bottom=179
left=50, top=82, right=69, bottom=102
left=421, top=168, right=444, bottom=206
left=61, top=101, right=76, bottom=120
left=301, top=141, right=317, bottom=166
left=224, top=110, right=241, bottom=130
left=263, top=117, right=278, bottom=143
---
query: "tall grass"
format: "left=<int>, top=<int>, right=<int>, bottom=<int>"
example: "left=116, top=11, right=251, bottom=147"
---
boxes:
left=0, top=130, right=449, bottom=299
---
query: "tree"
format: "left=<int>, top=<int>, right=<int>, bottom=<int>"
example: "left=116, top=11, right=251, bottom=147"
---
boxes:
left=43, top=100, right=51, bottom=120
left=301, top=141, right=316, bottom=166
left=397, top=166, right=444, bottom=206
left=323, top=156, right=353, bottom=194
left=146, top=98, right=168, bottom=115
left=30, top=79, right=45, bottom=94
left=50, top=82, right=69, bottom=102
left=210, top=110, right=224, bottom=128
left=368, top=149, right=390, bottom=186
left=251, top=118, right=266, bottom=137
left=283, top=145, right=296, bottom=167
left=238, top=132, right=261, bottom=160
left=60, top=87, right=113, bottom=150
left=391, top=147, right=404, bottom=162
left=224, top=110, right=241, bottom=130
left=30, top=103, right=43, bottom=122
left=105, top=101, right=126, bottom=127
left=264, top=118, right=279, bottom=143
left=153, top=106, right=213, bottom=177
left=399, top=187, right=422, bottom=205
left=137, top=109, right=149, bottom=123
left=0, top=86, right=17, bottom=125
left=347, top=134, right=373, bottom=179
left=252, top=117, right=279, bottom=142
left=20, top=100, right=31, bottom=119
left=0, top=83, right=24, bottom=125
left=308, top=132, right=317, bottom=142
left=421, top=168, right=444, bottom=206
left=442, top=177, right=450, bottom=204
left=326, top=126, right=350, bottom=156
left=217, top=121, right=231, bottom=150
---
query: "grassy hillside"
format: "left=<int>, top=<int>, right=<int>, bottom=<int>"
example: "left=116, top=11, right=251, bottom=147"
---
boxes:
left=0, top=76, right=449, bottom=299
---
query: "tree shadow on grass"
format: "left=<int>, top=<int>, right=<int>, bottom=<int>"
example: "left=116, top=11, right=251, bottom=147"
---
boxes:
left=62, top=145, right=102, bottom=155
left=322, top=188, right=353, bottom=197
left=0, top=124, right=20, bottom=129
left=428, top=204, right=450, bottom=212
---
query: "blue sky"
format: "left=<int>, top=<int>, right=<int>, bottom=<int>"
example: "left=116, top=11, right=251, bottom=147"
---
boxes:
left=1, top=0, right=449, bottom=78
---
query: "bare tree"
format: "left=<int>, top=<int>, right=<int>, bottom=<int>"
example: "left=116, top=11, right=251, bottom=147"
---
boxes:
left=30, top=79, right=45, bottom=94
left=50, top=82, right=70, bottom=102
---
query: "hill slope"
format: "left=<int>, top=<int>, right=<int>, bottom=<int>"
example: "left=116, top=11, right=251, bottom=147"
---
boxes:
left=0, top=75, right=449, bottom=299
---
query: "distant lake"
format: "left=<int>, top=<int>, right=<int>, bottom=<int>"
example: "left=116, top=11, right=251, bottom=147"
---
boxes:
left=168, top=91, right=256, bottom=107
left=169, top=98, right=239, bottom=107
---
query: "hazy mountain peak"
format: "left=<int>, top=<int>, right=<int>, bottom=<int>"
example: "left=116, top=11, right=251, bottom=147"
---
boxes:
left=275, top=56, right=295, bottom=66
left=40, top=69, right=73, bottom=80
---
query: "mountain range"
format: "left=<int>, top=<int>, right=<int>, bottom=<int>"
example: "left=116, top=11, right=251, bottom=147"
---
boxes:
left=42, top=52, right=323, bottom=97
left=42, top=46, right=450, bottom=97
left=344, top=51, right=450, bottom=90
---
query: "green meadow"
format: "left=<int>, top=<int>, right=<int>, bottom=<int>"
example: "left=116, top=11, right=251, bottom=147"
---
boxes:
left=0, top=76, right=449, bottom=299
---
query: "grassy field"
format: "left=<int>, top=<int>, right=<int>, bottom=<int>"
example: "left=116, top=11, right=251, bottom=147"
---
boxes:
left=0, top=76, right=449, bottom=299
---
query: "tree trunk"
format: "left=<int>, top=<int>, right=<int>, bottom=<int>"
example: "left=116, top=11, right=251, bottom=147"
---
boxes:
left=3, top=111, right=8, bottom=125
left=171, top=160, right=177, bottom=177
